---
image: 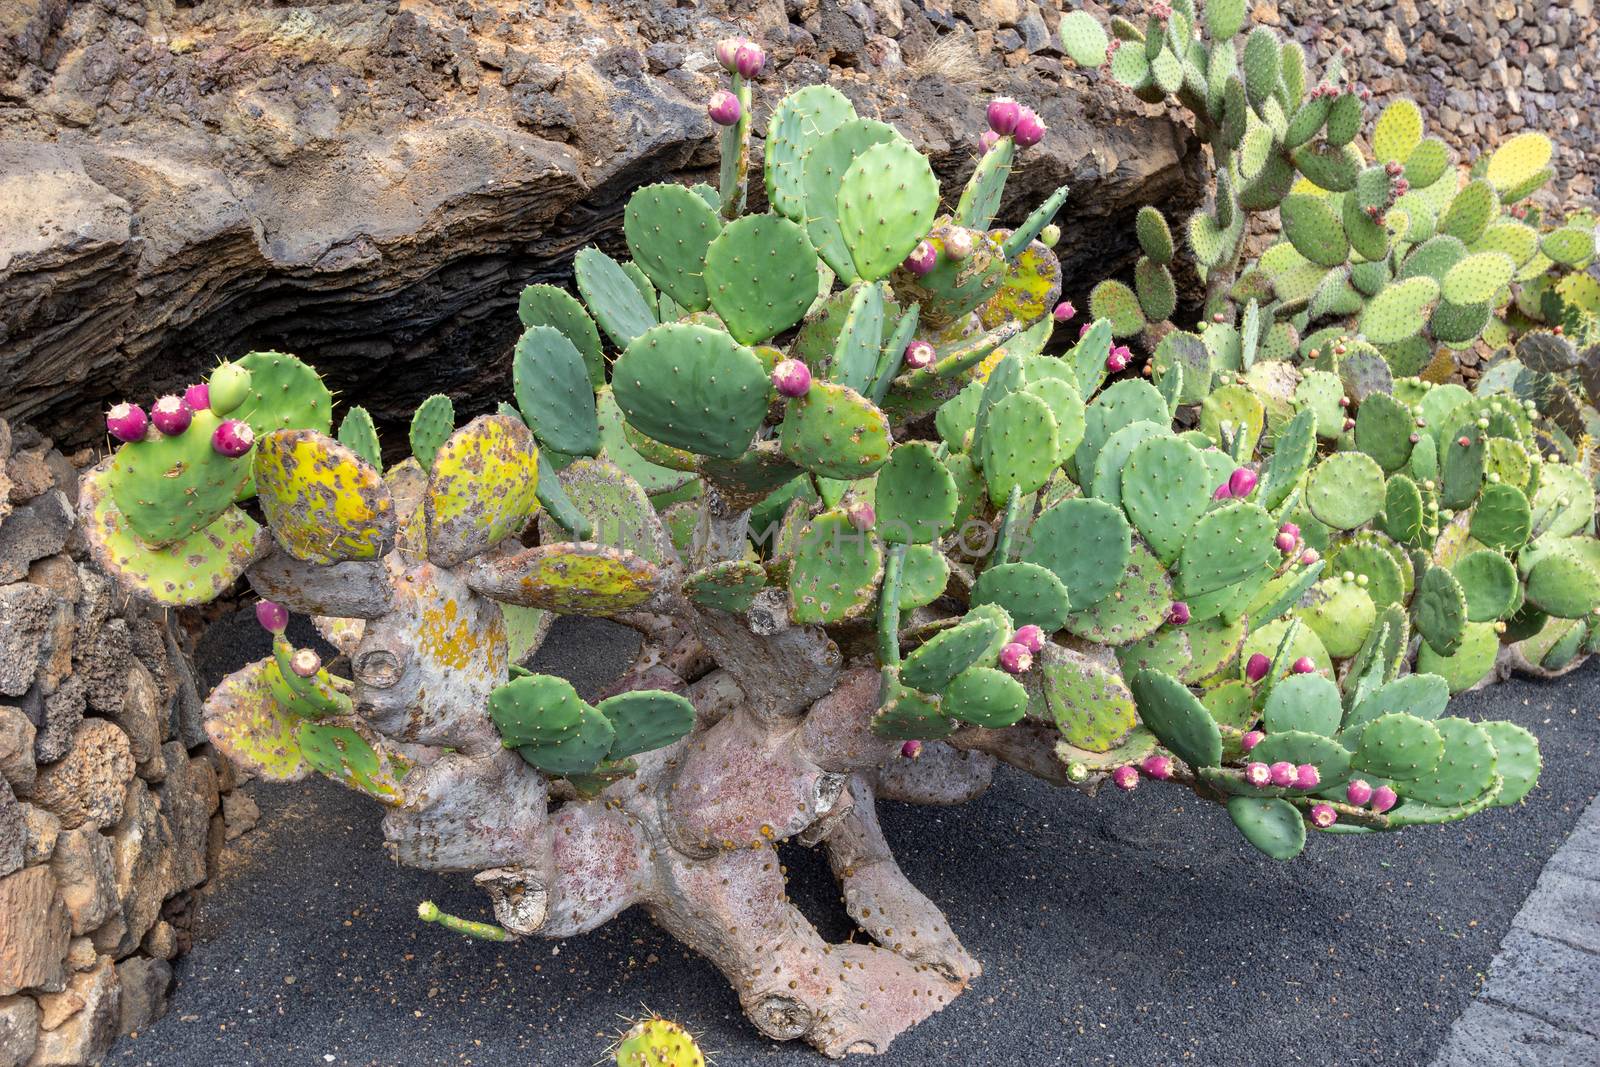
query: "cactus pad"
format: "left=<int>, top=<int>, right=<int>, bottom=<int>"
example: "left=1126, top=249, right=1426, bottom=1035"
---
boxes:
left=1065, top=537, right=1173, bottom=645
left=519, top=283, right=607, bottom=387
left=107, top=407, right=254, bottom=545
left=779, top=380, right=893, bottom=480
left=490, top=674, right=614, bottom=776
left=540, top=457, right=667, bottom=564
left=874, top=441, right=957, bottom=545
left=1088, top=279, right=1146, bottom=337
left=512, top=325, right=601, bottom=457
left=423, top=416, right=543, bottom=568
left=1262, top=673, right=1343, bottom=736
left=1307, top=452, right=1385, bottom=529
left=787, top=510, right=884, bottom=625
left=1129, top=667, right=1223, bottom=769
left=597, top=690, right=696, bottom=762
left=1401, top=718, right=1497, bottom=808
left=1279, top=194, right=1350, bottom=267
left=1227, top=797, right=1306, bottom=859
left=837, top=137, right=940, bottom=282
left=1525, top=550, right=1600, bottom=618
left=614, top=1017, right=707, bottom=1067
left=704, top=213, right=819, bottom=343
left=336, top=407, right=382, bottom=468
left=1352, top=712, right=1444, bottom=780
left=902, top=611, right=1006, bottom=693
left=942, top=666, right=1029, bottom=729
left=1120, top=435, right=1214, bottom=564
left=971, top=562, right=1072, bottom=633
left=623, top=183, right=722, bottom=312
left=979, top=390, right=1061, bottom=504
left=1359, top=277, right=1440, bottom=345
left=1294, top=577, right=1376, bottom=658
left=683, top=560, right=766, bottom=615
left=467, top=542, right=660, bottom=615
left=409, top=394, right=455, bottom=471
left=1034, top=644, right=1139, bottom=752
left=871, top=681, right=954, bottom=741
left=1022, top=497, right=1133, bottom=610
left=1478, top=720, right=1541, bottom=806
left=612, top=323, right=771, bottom=459
left=764, top=83, right=857, bottom=222
left=1177, top=502, right=1276, bottom=597
left=1415, top=565, right=1469, bottom=656
left=1453, top=549, right=1518, bottom=621
left=575, top=246, right=658, bottom=349
left=202, top=657, right=312, bottom=782
left=296, top=721, right=407, bottom=802
left=254, top=429, right=395, bottom=565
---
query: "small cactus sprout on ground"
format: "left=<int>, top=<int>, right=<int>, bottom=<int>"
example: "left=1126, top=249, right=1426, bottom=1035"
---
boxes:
left=85, top=65, right=1556, bottom=1060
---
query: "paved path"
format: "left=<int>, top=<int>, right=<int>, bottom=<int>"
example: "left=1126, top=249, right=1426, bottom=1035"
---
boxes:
left=110, top=615, right=1600, bottom=1066
left=1430, top=797, right=1600, bottom=1067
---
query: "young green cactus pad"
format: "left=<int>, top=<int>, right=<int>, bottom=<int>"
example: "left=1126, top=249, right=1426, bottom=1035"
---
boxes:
left=614, top=1017, right=706, bottom=1067
left=81, top=58, right=1572, bottom=1060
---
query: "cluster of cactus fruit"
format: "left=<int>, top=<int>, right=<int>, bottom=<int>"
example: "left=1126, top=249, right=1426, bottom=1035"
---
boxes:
left=75, top=21, right=1582, bottom=1057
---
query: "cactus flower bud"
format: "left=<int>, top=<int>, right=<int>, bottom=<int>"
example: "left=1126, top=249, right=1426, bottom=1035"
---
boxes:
left=106, top=402, right=148, bottom=443
left=707, top=90, right=741, bottom=126
left=1342, top=417, right=1356, bottom=432
left=979, top=130, right=1000, bottom=154
left=1245, top=653, right=1271, bottom=682
left=290, top=648, right=322, bottom=678
left=212, top=419, right=254, bottom=457
left=1276, top=531, right=1297, bottom=554
left=943, top=228, right=975, bottom=260
left=1241, top=730, right=1265, bottom=752
left=1141, top=754, right=1174, bottom=780
left=1078, top=322, right=1093, bottom=339
left=1295, top=764, right=1321, bottom=789
left=1244, top=761, right=1272, bottom=788
left=1106, top=348, right=1129, bottom=373
left=903, top=340, right=936, bottom=370
left=1012, top=107, right=1047, bottom=147
left=1300, top=548, right=1320, bottom=566
left=986, top=96, right=1022, bottom=136
left=734, top=42, right=766, bottom=78
left=846, top=501, right=875, bottom=532
left=772, top=359, right=812, bottom=398
left=901, top=740, right=922, bottom=759
left=1409, top=433, right=1420, bottom=444
left=1269, top=761, right=1297, bottom=787
left=206, top=362, right=251, bottom=415
left=1012, top=624, right=1045, bottom=653
left=1309, top=803, right=1338, bottom=829
left=1213, top=482, right=1232, bottom=500
left=1227, top=467, right=1258, bottom=498
left=998, top=642, right=1033, bottom=675
left=903, top=240, right=938, bottom=276
left=150, top=395, right=192, bottom=436
left=1040, top=223, right=1061, bottom=247
left=255, top=600, right=289, bottom=634
left=1053, top=301, right=1076, bottom=322
left=1346, top=779, right=1374, bottom=806
left=715, top=38, right=745, bottom=72
left=1167, top=601, right=1190, bottom=626
left=1111, top=765, right=1140, bottom=791
left=183, top=382, right=211, bottom=412
left=1291, top=656, right=1315, bottom=674
left=1370, top=785, right=1398, bottom=813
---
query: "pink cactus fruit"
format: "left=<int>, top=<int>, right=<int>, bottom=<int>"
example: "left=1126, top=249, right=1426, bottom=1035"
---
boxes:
left=1241, top=730, right=1265, bottom=752
left=998, top=642, right=1033, bottom=675
left=1012, top=624, right=1046, bottom=654
left=1269, top=761, right=1297, bottom=787
left=1294, top=764, right=1321, bottom=789
left=1370, top=785, right=1398, bottom=813
left=1309, top=803, right=1338, bottom=829
left=1244, top=762, right=1272, bottom=788
left=1111, top=765, right=1140, bottom=791
left=150, top=395, right=192, bottom=436
left=255, top=600, right=289, bottom=634
left=1346, top=779, right=1374, bottom=806
left=105, top=402, right=148, bottom=443
left=772, top=359, right=812, bottom=398
left=1140, top=754, right=1174, bottom=780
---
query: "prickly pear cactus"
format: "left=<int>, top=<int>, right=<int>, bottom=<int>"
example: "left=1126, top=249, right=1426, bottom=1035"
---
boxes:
left=78, top=49, right=1559, bottom=1062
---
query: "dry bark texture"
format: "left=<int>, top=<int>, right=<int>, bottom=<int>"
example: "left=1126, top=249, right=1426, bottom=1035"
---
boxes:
left=0, top=0, right=1203, bottom=449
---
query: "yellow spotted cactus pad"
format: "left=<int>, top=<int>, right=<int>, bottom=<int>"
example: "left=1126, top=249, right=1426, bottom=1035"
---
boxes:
left=425, top=414, right=542, bottom=567
left=254, top=429, right=396, bottom=564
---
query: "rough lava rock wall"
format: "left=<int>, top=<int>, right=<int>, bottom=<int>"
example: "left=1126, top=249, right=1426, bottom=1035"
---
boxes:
left=0, top=0, right=1203, bottom=450
left=0, top=419, right=255, bottom=1067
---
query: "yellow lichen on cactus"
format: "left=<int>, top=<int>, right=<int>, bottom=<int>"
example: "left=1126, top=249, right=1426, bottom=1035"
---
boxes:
left=424, top=414, right=542, bottom=567
left=254, top=428, right=395, bottom=564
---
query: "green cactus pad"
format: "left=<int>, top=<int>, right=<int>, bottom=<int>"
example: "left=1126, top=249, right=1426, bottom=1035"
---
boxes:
left=837, top=137, right=940, bottom=282
left=1240, top=617, right=1332, bottom=680
left=597, top=690, right=696, bottom=762
left=764, top=84, right=857, bottom=221
left=1530, top=462, right=1595, bottom=539
left=108, top=407, right=254, bottom=545
left=902, top=611, right=1007, bottom=693
left=1440, top=251, right=1516, bottom=306
left=890, top=225, right=1007, bottom=330
left=1022, top=377, right=1086, bottom=466
left=424, top=416, right=544, bottom=568
left=1034, top=644, right=1139, bottom=752
left=1198, top=384, right=1264, bottom=455
left=778, top=380, right=893, bottom=480
left=1359, top=276, right=1440, bottom=345
left=1088, top=279, right=1146, bottom=337
left=623, top=183, right=722, bottom=312
left=942, top=666, right=1029, bottom=728
left=683, top=560, right=766, bottom=615
left=1262, top=672, right=1343, bottom=736
left=541, top=457, right=668, bottom=564
left=979, top=390, right=1060, bottom=504
left=512, top=325, right=600, bottom=457
left=1525, top=550, right=1600, bottom=618
left=1129, top=667, right=1222, bottom=769
left=1352, top=712, right=1444, bottom=781
left=871, top=680, right=954, bottom=741
left=829, top=282, right=885, bottom=395
left=1135, top=257, right=1178, bottom=322
left=1382, top=471, right=1426, bottom=542
left=1134, top=205, right=1175, bottom=264
left=612, top=323, right=770, bottom=460
left=1120, top=436, right=1213, bottom=564
left=254, top=429, right=395, bottom=564
left=1176, top=502, right=1276, bottom=598
left=872, top=441, right=957, bottom=545
left=1337, top=346, right=1395, bottom=405
left=1438, top=179, right=1497, bottom=244
left=336, top=407, right=382, bottom=469
left=1328, top=537, right=1407, bottom=610
left=787, top=509, right=884, bottom=625
left=971, top=561, right=1072, bottom=633
left=1258, top=408, right=1317, bottom=511
left=1251, top=730, right=1353, bottom=787
left=519, top=283, right=607, bottom=387
left=1079, top=379, right=1170, bottom=480
left=1279, top=194, right=1350, bottom=267
left=1228, top=796, right=1306, bottom=859
left=704, top=213, right=819, bottom=343
left=1306, top=452, right=1384, bottom=529
left=489, top=674, right=614, bottom=777
left=202, top=658, right=311, bottom=782
left=1453, top=550, right=1518, bottom=621
left=1347, top=674, right=1450, bottom=740
left=595, top=389, right=696, bottom=497
left=1022, top=497, right=1133, bottom=610
left=235, top=350, right=334, bottom=450
left=1414, top=564, right=1469, bottom=656
left=1065, top=537, right=1173, bottom=645
left=1478, top=720, right=1541, bottom=806
left=1294, top=577, right=1376, bottom=658
left=1353, top=392, right=1414, bottom=472
left=614, top=1017, right=707, bottom=1067
left=296, top=721, right=407, bottom=803
left=574, top=246, right=658, bottom=349
left=1151, top=331, right=1215, bottom=406
left=980, top=240, right=1064, bottom=331
left=801, top=119, right=899, bottom=279
left=1400, top=718, right=1497, bottom=808
left=899, top=544, right=950, bottom=610
left=1372, top=98, right=1423, bottom=163
left=1059, top=10, right=1111, bottom=65
left=409, top=394, right=455, bottom=471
